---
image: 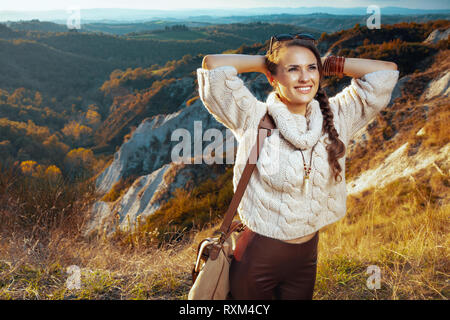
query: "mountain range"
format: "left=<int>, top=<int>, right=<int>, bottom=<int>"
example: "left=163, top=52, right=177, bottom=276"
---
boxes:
left=2, top=6, right=450, bottom=23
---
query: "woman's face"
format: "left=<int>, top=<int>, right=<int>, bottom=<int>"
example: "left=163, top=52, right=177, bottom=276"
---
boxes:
left=269, top=46, right=320, bottom=115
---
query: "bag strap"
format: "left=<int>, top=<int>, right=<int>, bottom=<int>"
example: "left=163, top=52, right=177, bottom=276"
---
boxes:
left=216, top=111, right=276, bottom=243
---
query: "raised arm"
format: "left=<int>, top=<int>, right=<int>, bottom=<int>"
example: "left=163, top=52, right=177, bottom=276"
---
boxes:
left=342, top=57, right=397, bottom=78
left=204, top=54, right=397, bottom=79
left=202, top=54, right=267, bottom=74
left=321, top=56, right=398, bottom=78
left=197, top=55, right=263, bottom=137
left=327, top=57, right=400, bottom=141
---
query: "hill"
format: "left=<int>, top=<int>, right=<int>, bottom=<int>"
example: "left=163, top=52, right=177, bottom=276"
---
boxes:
left=0, top=21, right=320, bottom=171
left=0, top=18, right=448, bottom=300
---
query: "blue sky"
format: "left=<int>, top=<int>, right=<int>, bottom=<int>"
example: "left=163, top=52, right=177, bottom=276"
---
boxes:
left=2, top=0, right=449, bottom=11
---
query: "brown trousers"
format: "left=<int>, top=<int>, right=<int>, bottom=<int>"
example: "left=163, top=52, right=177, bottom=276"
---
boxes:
left=229, top=228, right=319, bottom=300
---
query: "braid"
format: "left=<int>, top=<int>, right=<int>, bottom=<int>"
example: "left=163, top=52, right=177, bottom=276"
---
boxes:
left=315, top=86, right=346, bottom=183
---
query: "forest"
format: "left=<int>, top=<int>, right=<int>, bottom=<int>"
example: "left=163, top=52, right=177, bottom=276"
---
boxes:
left=1, top=19, right=448, bottom=172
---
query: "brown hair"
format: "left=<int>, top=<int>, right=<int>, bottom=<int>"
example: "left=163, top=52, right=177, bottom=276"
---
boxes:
left=265, top=39, right=346, bottom=183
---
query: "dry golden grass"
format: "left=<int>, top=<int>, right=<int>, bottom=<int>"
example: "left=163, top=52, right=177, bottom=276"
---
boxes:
left=0, top=159, right=448, bottom=300
left=316, top=165, right=449, bottom=299
left=0, top=223, right=196, bottom=299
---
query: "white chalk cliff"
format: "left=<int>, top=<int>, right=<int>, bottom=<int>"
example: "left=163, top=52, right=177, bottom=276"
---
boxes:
left=86, top=98, right=236, bottom=235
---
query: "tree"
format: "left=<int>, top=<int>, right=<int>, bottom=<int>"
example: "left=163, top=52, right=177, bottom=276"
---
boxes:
left=85, top=109, right=101, bottom=128
left=64, top=147, right=95, bottom=180
left=44, top=165, right=63, bottom=182
left=62, top=121, right=93, bottom=146
left=34, top=91, right=42, bottom=107
left=19, top=160, right=38, bottom=176
left=43, top=134, right=70, bottom=165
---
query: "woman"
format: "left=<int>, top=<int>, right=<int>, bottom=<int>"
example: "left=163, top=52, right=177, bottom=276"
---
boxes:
left=196, top=34, right=399, bottom=300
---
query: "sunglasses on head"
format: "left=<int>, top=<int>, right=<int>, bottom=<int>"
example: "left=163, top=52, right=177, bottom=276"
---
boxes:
left=268, top=33, right=317, bottom=54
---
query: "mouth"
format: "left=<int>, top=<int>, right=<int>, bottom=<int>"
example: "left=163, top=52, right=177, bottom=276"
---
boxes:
left=294, top=85, right=313, bottom=94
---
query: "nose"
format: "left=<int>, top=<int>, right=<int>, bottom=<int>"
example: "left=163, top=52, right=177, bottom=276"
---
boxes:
left=298, top=68, right=311, bottom=82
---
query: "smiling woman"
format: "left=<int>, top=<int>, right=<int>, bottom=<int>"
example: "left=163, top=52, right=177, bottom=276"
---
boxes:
left=265, top=45, right=320, bottom=116
left=197, top=34, right=399, bottom=300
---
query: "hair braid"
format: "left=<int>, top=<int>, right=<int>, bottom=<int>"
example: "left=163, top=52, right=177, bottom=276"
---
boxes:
left=315, top=85, right=346, bottom=183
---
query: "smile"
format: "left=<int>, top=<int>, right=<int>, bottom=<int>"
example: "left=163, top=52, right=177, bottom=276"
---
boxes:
left=294, top=86, right=312, bottom=94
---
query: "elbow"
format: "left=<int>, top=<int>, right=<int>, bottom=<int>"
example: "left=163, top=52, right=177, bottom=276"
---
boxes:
left=386, top=61, right=398, bottom=71
left=202, top=55, right=214, bottom=70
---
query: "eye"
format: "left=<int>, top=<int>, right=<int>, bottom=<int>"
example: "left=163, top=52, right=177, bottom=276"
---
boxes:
left=309, top=65, right=317, bottom=70
left=288, top=67, right=297, bottom=72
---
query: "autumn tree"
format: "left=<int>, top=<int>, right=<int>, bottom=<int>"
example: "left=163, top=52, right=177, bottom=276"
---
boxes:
left=43, top=133, right=70, bottom=165
left=64, top=147, right=95, bottom=180
left=84, top=108, right=101, bottom=128
left=44, top=164, right=63, bottom=183
left=62, top=121, right=93, bottom=146
left=19, top=160, right=38, bottom=176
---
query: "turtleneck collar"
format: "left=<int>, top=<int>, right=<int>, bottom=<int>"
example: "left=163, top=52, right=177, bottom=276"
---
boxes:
left=266, top=91, right=323, bottom=150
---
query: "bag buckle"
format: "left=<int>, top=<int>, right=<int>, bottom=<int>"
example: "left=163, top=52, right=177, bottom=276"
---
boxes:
left=218, top=231, right=226, bottom=244
left=212, top=229, right=226, bottom=244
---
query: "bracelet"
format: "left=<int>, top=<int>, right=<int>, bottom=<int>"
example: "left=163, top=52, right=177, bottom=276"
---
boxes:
left=323, top=55, right=345, bottom=78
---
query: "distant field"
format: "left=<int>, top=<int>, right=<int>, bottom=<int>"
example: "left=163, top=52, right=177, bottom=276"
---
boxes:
left=128, top=30, right=209, bottom=40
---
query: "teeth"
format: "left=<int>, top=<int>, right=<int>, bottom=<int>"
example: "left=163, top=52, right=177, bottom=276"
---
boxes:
left=296, top=86, right=311, bottom=92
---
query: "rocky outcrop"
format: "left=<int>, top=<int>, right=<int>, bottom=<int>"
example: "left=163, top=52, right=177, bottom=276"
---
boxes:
left=422, top=70, right=450, bottom=100
left=94, top=77, right=196, bottom=152
left=347, top=142, right=450, bottom=201
left=95, top=98, right=231, bottom=194
left=86, top=159, right=229, bottom=236
left=88, top=96, right=238, bottom=235
left=423, top=28, right=450, bottom=44
left=390, top=75, right=411, bottom=102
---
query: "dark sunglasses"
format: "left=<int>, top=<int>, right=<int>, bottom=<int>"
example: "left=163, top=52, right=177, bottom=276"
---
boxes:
left=268, top=33, right=317, bottom=54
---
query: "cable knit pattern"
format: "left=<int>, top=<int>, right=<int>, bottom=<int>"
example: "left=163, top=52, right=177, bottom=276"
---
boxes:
left=266, top=92, right=323, bottom=150
left=197, top=65, right=259, bottom=140
left=329, top=69, right=400, bottom=141
left=197, top=65, right=399, bottom=240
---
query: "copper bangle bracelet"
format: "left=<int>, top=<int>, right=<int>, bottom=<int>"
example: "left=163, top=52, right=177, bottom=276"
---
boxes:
left=323, top=55, right=345, bottom=78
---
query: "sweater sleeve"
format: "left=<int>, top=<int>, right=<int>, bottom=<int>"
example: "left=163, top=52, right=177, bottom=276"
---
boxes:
left=329, top=69, right=399, bottom=140
left=197, top=65, right=259, bottom=137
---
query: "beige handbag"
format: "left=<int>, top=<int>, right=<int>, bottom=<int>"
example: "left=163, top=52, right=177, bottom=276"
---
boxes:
left=188, top=112, right=275, bottom=300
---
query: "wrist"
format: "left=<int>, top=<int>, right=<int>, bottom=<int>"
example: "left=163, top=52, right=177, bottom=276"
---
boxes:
left=323, top=55, right=345, bottom=78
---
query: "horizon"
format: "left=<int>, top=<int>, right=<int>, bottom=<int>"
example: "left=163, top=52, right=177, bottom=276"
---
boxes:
left=1, top=0, right=450, bottom=12
left=1, top=2, right=449, bottom=24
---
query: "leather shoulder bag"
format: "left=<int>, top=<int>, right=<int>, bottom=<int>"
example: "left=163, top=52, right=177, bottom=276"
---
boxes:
left=188, top=111, right=276, bottom=300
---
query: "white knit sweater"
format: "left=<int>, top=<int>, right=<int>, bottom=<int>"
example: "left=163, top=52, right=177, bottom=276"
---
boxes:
left=197, top=65, right=399, bottom=240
